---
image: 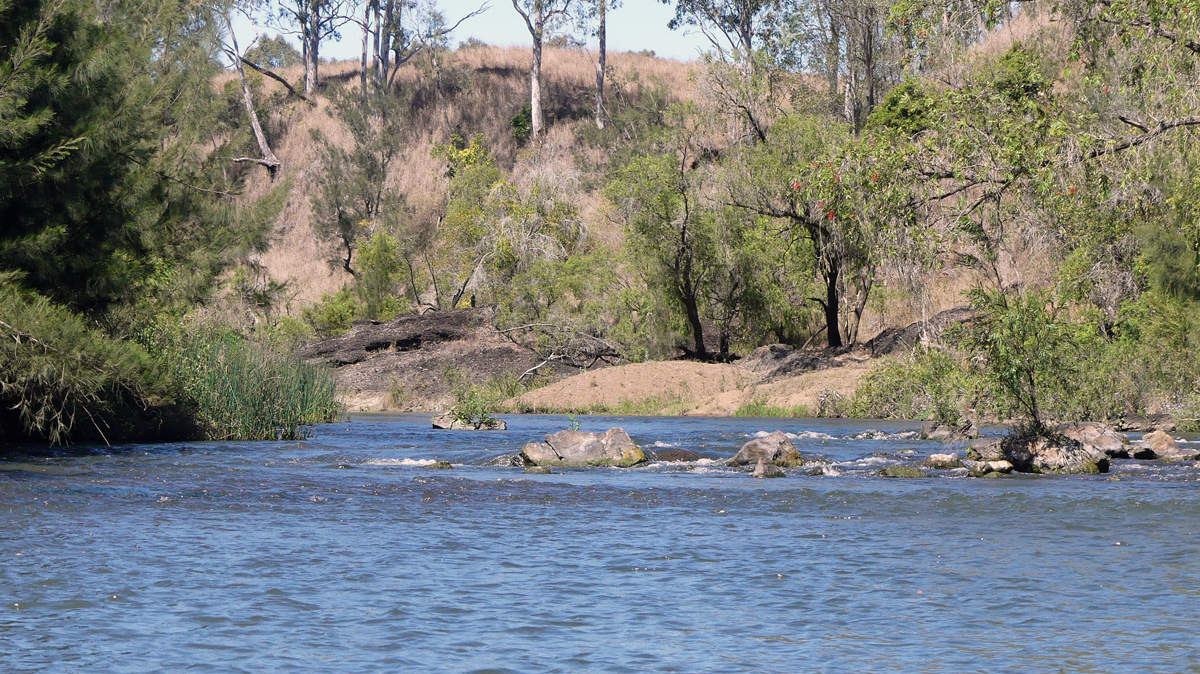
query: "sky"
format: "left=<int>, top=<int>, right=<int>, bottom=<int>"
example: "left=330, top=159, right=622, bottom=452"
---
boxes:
left=240, top=1, right=710, bottom=63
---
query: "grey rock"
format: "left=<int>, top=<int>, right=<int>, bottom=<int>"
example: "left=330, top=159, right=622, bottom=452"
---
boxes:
left=524, top=466, right=552, bottom=474
left=920, top=420, right=979, bottom=443
left=880, top=465, right=929, bottom=478
left=519, top=428, right=647, bottom=467
left=1002, top=436, right=1109, bottom=474
left=1139, top=430, right=1199, bottom=461
left=1116, top=414, right=1176, bottom=433
left=652, top=448, right=702, bottom=462
left=964, top=459, right=1014, bottom=477
left=485, top=453, right=529, bottom=467
left=966, top=437, right=1004, bottom=461
left=729, top=431, right=803, bottom=467
left=1053, top=422, right=1128, bottom=458
left=752, top=458, right=785, bottom=478
left=430, top=460, right=453, bottom=469
left=924, top=453, right=963, bottom=470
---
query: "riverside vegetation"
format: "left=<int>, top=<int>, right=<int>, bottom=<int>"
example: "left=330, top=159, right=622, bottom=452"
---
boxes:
left=3, top=0, right=1200, bottom=444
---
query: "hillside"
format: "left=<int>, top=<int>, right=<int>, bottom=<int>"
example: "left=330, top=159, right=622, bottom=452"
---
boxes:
left=240, top=46, right=700, bottom=309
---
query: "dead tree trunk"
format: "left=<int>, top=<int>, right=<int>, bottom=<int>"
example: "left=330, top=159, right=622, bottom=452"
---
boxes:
left=594, top=0, right=606, bottom=129
left=223, top=9, right=280, bottom=178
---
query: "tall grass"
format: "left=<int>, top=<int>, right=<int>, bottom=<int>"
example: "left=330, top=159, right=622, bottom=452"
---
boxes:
left=732, top=400, right=812, bottom=418
left=162, top=330, right=341, bottom=441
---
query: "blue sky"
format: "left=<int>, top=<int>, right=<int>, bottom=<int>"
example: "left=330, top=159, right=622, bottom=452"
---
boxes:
left=243, top=1, right=709, bottom=62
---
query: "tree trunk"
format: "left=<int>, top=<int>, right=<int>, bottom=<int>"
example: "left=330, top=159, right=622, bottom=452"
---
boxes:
left=594, top=0, right=606, bottom=130
left=225, top=10, right=280, bottom=178
left=823, top=258, right=843, bottom=348
left=379, top=0, right=393, bottom=81
left=826, top=8, right=840, bottom=117
left=305, top=0, right=320, bottom=95
left=530, top=10, right=544, bottom=139
left=682, top=287, right=708, bottom=359
left=360, top=2, right=371, bottom=99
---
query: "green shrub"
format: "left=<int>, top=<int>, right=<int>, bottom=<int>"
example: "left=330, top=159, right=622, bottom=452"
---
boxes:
left=444, top=368, right=499, bottom=427
left=845, top=348, right=976, bottom=424
left=511, top=104, right=532, bottom=144
left=0, top=280, right=171, bottom=444
left=303, top=289, right=362, bottom=339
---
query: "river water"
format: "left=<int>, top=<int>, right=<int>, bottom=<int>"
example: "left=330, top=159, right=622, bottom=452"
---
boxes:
left=3, top=415, right=1199, bottom=672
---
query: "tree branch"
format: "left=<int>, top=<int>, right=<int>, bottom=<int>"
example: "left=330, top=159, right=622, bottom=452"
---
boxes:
left=238, top=55, right=314, bottom=105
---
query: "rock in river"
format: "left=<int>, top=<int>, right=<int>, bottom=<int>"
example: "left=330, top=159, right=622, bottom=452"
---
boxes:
left=920, top=420, right=979, bottom=443
left=1002, top=436, right=1109, bottom=474
left=520, top=428, right=647, bottom=467
left=728, top=431, right=804, bottom=467
left=431, top=414, right=507, bottom=431
left=1053, top=422, right=1129, bottom=458
left=752, top=457, right=785, bottom=478
left=924, top=453, right=963, bottom=470
left=652, top=448, right=702, bottom=462
left=1139, top=430, right=1199, bottom=461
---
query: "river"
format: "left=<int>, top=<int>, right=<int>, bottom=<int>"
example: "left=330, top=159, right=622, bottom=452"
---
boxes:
left=3, top=415, right=1199, bottom=672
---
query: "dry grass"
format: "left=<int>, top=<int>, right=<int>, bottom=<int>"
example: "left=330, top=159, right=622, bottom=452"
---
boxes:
left=237, top=46, right=697, bottom=308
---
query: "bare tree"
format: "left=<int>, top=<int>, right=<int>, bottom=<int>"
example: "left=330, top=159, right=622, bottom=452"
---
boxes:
left=218, top=2, right=282, bottom=177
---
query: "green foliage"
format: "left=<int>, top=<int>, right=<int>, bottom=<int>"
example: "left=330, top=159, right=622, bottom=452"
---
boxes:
left=303, top=289, right=362, bottom=339
left=956, top=288, right=1079, bottom=432
left=244, top=34, right=301, bottom=69
left=511, top=103, right=532, bottom=144
left=444, top=368, right=499, bottom=428
left=355, top=230, right=406, bottom=321
left=986, top=43, right=1050, bottom=102
left=311, top=87, right=412, bottom=276
left=0, top=280, right=172, bottom=444
left=844, top=348, right=976, bottom=424
left=868, top=78, right=939, bottom=136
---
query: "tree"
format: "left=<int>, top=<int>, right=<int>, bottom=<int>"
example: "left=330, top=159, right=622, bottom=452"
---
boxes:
left=274, top=0, right=352, bottom=95
left=217, top=0, right=282, bottom=176
left=511, top=0, right=576, bottom=139
left=311, top=87, right=410, bottom=277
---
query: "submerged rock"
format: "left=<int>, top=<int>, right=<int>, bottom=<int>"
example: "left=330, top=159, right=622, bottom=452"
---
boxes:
left=1139, top=430, right=1199, bottom=461
left=524, top=466, right=552, bottom=475
left=431, top=414, right=507, bottom=431
left=653, top=448, right=702, bottom=462
left=752, top=458, right=785, bottom=478
left=1054, top=422, right=1129, bottom=458
left=485, top=453, right=528, bottom=467
left=520, top=428, right=646, bottom=467
left=924, top=453, right=963, bottom=470
left=880, top=465, right=928, bottom=478
left=430, top=460, right=454, bottom=469
left=728, top=431, right=804, bottom=467
left=1002, top=436, right=1109, bottom=474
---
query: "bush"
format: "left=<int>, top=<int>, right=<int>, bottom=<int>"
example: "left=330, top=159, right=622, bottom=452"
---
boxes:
left=442, top=368, right=501, bottom=427
left=845, top=348, right=976, bottom=424
left=303, top=289, right=362, bottom=339
left=0, top=280, right=172, bottom=444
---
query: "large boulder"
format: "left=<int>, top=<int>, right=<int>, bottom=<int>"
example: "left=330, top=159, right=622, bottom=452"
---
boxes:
left=728, top=431, right=804, bottom=467
left=1139, top=430, right=1200, bottom=461
left=880, top=465, right=929, bottom=478
left=520, top=428, right=646, bottom=467
left=1053, top=422, right=1129, bottom=458
left=1002, top=436, right=1110, bottom=474
left=432, top=413, right=507, bottom=431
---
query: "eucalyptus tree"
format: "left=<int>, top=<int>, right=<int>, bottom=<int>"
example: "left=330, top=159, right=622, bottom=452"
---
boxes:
left=273, top=0, right=352, bottom=94
left=511, top=0, right=577, bottom=139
